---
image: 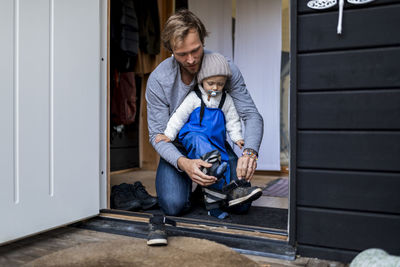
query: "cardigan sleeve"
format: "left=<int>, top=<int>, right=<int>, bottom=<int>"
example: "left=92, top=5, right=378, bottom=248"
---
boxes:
left=222, top=94, right=243, bottom=143
left=146, top=73, right=185, bottom=169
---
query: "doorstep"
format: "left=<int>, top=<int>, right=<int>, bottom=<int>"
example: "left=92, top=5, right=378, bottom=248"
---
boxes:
left=71, top=210, right=296, bottom=260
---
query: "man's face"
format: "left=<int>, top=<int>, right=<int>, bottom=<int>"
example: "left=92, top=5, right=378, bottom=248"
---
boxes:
left=172, top=30, right=204, bottom=75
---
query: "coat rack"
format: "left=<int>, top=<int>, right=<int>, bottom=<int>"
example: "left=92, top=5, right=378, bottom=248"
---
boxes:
left=307, top=0, right=376, bottom=34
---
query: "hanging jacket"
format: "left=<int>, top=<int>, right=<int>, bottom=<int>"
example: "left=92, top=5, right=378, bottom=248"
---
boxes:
left=133, top=0, right=160, bottom=55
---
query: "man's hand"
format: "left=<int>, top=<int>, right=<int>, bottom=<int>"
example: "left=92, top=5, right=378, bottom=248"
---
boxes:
left=235, top=140, right=244, bottom=149
left=155, top=134, right=171, bottom=143
left=177, top=157, right=217, bottom=186
left=236, top=153, right=257, bottom=181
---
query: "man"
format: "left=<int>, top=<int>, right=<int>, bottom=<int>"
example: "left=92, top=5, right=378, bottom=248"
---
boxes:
left=146, top=9, right=263, bottom=216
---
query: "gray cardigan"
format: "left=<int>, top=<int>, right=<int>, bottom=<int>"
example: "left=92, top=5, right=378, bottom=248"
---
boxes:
left=145, top=51, right=264, bottom=169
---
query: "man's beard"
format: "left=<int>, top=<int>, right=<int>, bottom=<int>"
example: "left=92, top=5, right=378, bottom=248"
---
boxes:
left=179, top=62, right=199, bottom=75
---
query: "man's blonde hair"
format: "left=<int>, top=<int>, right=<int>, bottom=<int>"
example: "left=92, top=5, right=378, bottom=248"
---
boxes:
left=162, top=9, right=208, bottom=52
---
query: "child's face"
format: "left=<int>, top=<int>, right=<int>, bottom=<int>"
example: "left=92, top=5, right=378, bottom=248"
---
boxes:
left=202, top=76, right=227, bottom=94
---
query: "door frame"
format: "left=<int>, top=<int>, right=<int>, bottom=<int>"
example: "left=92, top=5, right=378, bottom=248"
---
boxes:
left=99, top=0, right=109, bottom=210
left=99, top=0, right=298, bottom=254
left=288, top=0, right=297, bottom=247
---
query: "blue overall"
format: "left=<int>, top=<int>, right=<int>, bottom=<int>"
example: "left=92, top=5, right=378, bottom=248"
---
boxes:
left=178, top=88, right=230, bottom=190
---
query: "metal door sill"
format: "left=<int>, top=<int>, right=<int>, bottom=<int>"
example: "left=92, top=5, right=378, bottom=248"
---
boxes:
left=71, top=209, right=295, bottom=260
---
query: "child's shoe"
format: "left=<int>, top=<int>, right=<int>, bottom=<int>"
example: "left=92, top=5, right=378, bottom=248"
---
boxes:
left=222, top=179, right=262, bottom=207
left=214, top=162, right=227, bottom=178
left=200, top=150, right=227, bottom=179
left=202, top=187, right=228, bottom=210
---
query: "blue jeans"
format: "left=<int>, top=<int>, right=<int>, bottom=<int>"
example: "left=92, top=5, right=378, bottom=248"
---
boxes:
left=155, top=142, right=251, bottom=216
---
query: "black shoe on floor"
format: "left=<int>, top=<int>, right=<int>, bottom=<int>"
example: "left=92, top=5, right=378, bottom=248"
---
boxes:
left=111, top=183, right=141, bottom=211
left=132, top=181, right=158, bottom=210
left=147, top=214, right=176, bottom=246
left=222, top=179, right=262, bottom=207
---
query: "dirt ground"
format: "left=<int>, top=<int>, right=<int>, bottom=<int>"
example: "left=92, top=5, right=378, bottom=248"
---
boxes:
left=0, top=227, right=347, bottom=267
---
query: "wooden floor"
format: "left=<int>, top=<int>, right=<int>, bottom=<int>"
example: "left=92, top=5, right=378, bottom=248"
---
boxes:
left=0, top=226, right=347, bottom=267
left=111, top=170, right=289, bottom=209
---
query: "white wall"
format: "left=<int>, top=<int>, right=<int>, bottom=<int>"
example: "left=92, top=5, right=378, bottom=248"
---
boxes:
left=234, top=0, right=282, bottom=170
left=188, top=0, right=233, bottom=59
left=190, top=0, right=282, bottom=170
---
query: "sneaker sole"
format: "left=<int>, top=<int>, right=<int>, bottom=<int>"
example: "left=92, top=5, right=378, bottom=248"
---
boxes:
left=228, top=188, right=263, bottom=207
left=142, top=202, right=158, bottom=210
left=147, top=238, right=168, bottom=246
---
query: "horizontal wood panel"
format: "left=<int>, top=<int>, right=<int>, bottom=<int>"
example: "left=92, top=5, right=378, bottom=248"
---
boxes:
left=298, top=47, right=400, bottom=90
left=297, top=132, right=400, bottom=171
left=297, top=207, right=400, bottom=253
left=298, top=5, right=400, bottom=52
left=298, top=90, right=400, bottom=129
left=297, top=169, right=400, bottom=213
left=297, top=244, right=358, bottom=263
left=298, top=0, right=396, bottom=14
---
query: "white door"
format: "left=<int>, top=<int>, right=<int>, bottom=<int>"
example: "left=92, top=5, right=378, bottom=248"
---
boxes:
left=0, top=0, right=102, bottom=244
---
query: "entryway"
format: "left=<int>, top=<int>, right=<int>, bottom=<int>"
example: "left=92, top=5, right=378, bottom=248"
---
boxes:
left=107, top=0, right=292, bottom=253
left=110, top=169, right=288, bottom=230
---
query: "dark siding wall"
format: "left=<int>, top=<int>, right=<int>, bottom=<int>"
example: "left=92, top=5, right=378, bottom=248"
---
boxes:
left=293, top=0, right=400, bottom=262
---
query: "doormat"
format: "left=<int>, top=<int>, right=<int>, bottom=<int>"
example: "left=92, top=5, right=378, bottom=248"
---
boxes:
left=23, top=237, right=259, bottom=267
left=263, top=178, right=289, bottom=197
left=143, top=188, right=288, bottom=230
left=183, top=205, right=288, bottom=230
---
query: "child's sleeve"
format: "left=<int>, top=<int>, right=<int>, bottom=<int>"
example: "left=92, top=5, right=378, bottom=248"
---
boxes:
left=164, top=92, right=198, bottom=141
left=223, top=94, right=244, bottom=143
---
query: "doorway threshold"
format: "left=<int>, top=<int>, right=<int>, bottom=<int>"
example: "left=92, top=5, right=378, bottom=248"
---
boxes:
left=71, top=209, right=295, bottom=260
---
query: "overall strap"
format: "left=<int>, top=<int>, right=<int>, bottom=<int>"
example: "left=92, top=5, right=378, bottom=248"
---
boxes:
left=218, top=91, right=227, bottom=109
left=194, top=86, right=206, bottom=125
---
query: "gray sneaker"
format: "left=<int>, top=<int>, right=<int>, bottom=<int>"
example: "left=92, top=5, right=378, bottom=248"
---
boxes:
left=222, top=179, right=262, bottom=207
left=147, top=214, right=176, bottom=246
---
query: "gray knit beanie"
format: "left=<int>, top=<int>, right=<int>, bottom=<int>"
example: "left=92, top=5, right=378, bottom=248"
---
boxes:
left=197, top=53, right=232, bottom=84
